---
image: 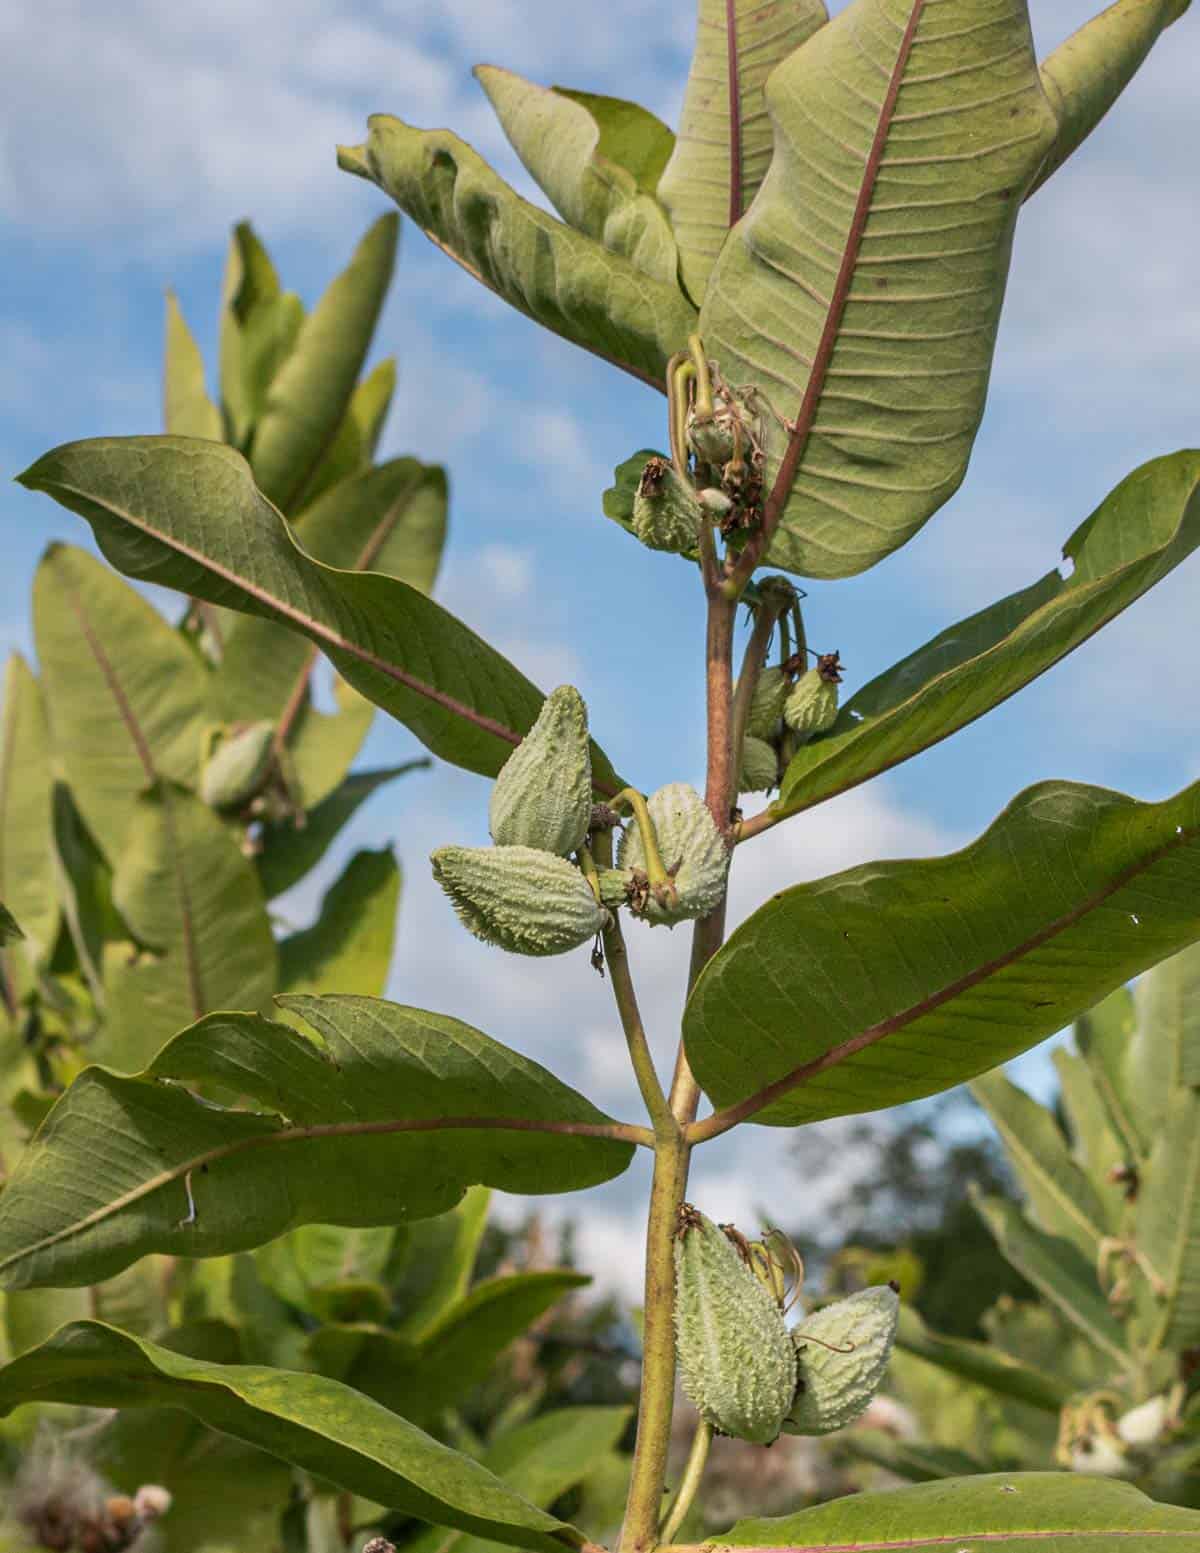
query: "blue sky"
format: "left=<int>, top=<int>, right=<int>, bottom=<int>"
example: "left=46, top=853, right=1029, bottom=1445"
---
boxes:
left=2, top=1, right=1198, bottom=1295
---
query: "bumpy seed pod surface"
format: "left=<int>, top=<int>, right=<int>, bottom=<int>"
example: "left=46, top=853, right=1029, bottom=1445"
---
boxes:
left=632, top=458, right=703, bottom=554
left=783, top=660, right=840, bottom=741
left=783, top=1284, right=899, bottom=1436
left=739, top=735, right=779, bottom=795
left=431, top=845, right=608, bottom=957
left=747, top=666, right=790, bottom=739
left=674, top=1206, right=797, bottom=1445
left=489, top=686, right=592, bottom=856
left=616, top=783, right=728, bottom=926
left=200, top=721, right=276, bottom=809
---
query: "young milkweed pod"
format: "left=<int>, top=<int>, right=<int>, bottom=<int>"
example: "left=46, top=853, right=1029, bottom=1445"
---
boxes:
left=616, top=783, right=728, bottom=926
left=674, top=1205, right=797, bottom=1445
left=489, top=686, right=592, bottom=856
left=200, top=721, right=277, bottom=809
left=747, top=666, right=790, bottom=739
left=783, top=1283, right=900, bottom=1437
left=431, top=845, right=609, bottom=957
left=739, top=735, right=779, bottom=795
left=595, top=868, right=633, bottom=909
left=783, top=653, right=843, bottom=741
left=632, top=457, right=702, bottom=554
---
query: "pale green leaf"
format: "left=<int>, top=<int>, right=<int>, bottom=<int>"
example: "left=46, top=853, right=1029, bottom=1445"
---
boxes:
left=0, top=904, right=21, bottom=946
left=339, top=117, right=697, bottom=387
left=658, top=0, right=828, bottom=300
left=0, top=656, right=57, bottom=981
left=0, top=994, right=636, bottom=1290
left=893, top=1302, right=1070, bottom=1415
left=279, top=847, right=399, bottom=998
left=240, top=290, right=306, bottom=432
left=775, top=452, right=1200, bottom=817
left=475, top=66, right=680, bottom=285
left=284, top=678, right=375, bottom=811
left=686, top=778, right=1200, bottom=1129
left=390, top=1185, right=491, bottom=1342
left=842, top=1430, right=994, bottom=1483
left=1129, top=940, right=1200, bottom=1125
left=699, top=0, right=1058, bottom=577
left=1051, top=1049, right=1126, bottom=1224
left=0, top=1321, right=585, bottom=1551
left=50, top=780, right=118, bottom=1004
left=550, top=87, right=674, bottom=191
left=297, top=356, right=398, bottom=511
left=163, top=292, right=222, bottom=440
left=1137, top=1084, right=1200, bottom=1353
left=218, top=221, right=284, bottom=449
left=1074, top=984, right=1141, bottom=1160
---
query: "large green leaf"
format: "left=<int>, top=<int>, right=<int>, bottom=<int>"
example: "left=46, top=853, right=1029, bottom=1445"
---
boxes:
left=248, top=214, right=398, bottom=512
left=339, top=118, right=697, bottom=388
left=0, top=1322, right=586, bottom=1551
left=698, top=0, right=1058, bottom=578
left=971, top=1071, right=1110, bottom=1262
left=278, top=847, right=399, bottom=998
left=474, top=67, right=679, bottom=286
left=1051, top=1048, right=1126, bottom=1226
left=163, top=292, right=222, bottom=441
left=296, top=356, right=397, bottom=512
left=1032, top=0, right=1191, bottom=197
left=99, top=785, right=278, bottom=1070
left=1128, top=939, right=1200, bottom=1125
left=32, top=544, right=208, bottom=859
left=0, top=656, right=57, bottom=988
left=0, top=994, right=636, bottom=1290
left=390, top=1184, right=491, bottom=1342
left=1074, top=984, right=1141, bottom=1160
left=893, top=1302, right=1070, bottom=1414
left=686, top=778, right=1200, bottom=1130
left=550, top=88, right=674, bottom=192
left=657, top=0, right=828, bottom=301
left=19, top=439, right=619, bottom=789
left=1138, top=1083, right=1200, bottom=1353
left=773, top=452, right=1200, bottom=818
left=50, top=780, right=119, bottom=1004
left=714, top=1471, right=1200, bottom=1547
left=218, top=221, right=285, bottom=449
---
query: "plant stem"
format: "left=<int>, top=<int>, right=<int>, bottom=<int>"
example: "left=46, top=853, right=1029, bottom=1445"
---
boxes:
left=659, top=1418, right=712, bottom=1544
left=702, top=591, right=738, bottom=837
left=604, top=914, right=676, bottom=1139
left=729, top=590, right=788, bottom=795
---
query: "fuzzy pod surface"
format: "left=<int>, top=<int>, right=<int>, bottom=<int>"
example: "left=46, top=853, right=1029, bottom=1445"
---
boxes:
left=739, top=735, right=779, bottom=795
left=617, top=783, right=728, bottom=926
left=783, top=1284, right=899, bottom=1437
left=674, top=1207, right=797, bottom=1445
left=431, top=845, right=608, bottom=957
left=489, top=686, right=592, bottom=856
left=783, top=667, right=839, bottom=740
left=632, top=458, right=702, bottom=554
left=747, top=666, right=790, bottom=739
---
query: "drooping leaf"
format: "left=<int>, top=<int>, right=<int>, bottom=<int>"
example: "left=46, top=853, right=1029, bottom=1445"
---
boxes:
left=163, top=292, right=222, bottom=441
left=19, top=439, right=620, bottom=789
left=339, top=118, right=697, bottom=388
left=49, top=781, right=119, bottom=1005
left=475, top=67, right=680, bottom=285
left=1031, top=0, right=1191, bottom=197
left=0, top=1321, right=588, bottom=1551
left=99, top=785, right=277, bottom=1071
left=686, top=778, right=1200, bottom=1129
left=32, top=544, right=208, bottom=859
left=248, top=214, right=398, bottom=512
left=218, top=221, right=284, bottom=448
left=0, top=994, right=636, bottom=1290
left=658, top=0, right=828, bottom=301
left=255, top=763, right=427, bottom=901
left=390, top=1184, right=491, bottom=1341
left=297, top=356, right=398, bottom=511
left=278, top=847, right=399, bottom=998
left=550, top=88, right=674, bottom=192
left=972, top=1193, right=1126, bottom=1365
left=971, top=1070, right=1110, bottom=1262
left=716, top=1471, right=1200, bottom=1547
left=0, top=656, right=57, bottom=989
left=774, top=452, right=1200, bottom=817
left=893, top=1301, right=1071, bottom=1415
left=699, top=0, right=1058, bottom=578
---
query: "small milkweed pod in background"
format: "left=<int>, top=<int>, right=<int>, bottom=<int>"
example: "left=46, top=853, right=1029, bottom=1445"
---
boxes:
left=783, top=1283, right=900, bottom=1437
left=783, top=653, right=843, bottom=741
left=616, top=783, right=728, bottom=926
left=632, top=457, right=703, bottom=554
left=431, top=845, right=609, bottom=957
left=200, top=720, right=277, bottom=810
left=739, top=735, right=779, bottom=795
left=747, top=666, right=790, bottom=739
left=489, top=686, right=592, bottom=857
left=674, top=1205, right=797, bottom=1445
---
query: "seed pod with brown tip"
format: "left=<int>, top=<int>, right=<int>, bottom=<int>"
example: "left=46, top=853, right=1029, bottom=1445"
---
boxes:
left=616, top=783, right=728, bottom=926
left=783, top=654, right=842, bottom=741
left=632, top=457, right=702, bottom=554
left=783, top=1284, right=899, bottom=1436
left=431, top=845, right=609, bottom=956
left=739, top=735, right=779, bottom=795
left=489, top=686, right=592, bottom=856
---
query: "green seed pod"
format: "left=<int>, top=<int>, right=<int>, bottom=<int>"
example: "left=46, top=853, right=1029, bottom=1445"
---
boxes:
left=687, top=405, right=738, bottom=468
left=783, top=654, right=842, bottom=741
left=632, top=457, right=702, bottom=554
left=747, top=667, right=790, bottom=738
left=783, top=1284, right=900, bottom=1437
left=616, top=783, right=728, bottom=926
left=674, top=1206, right=797, bottom=1445
left=431, top=845, right=609, bottom=957
left=739, top=735, right=779, bottom=795
left=595, top=868, right=632, bottom=909
left=489, top=686, right=592, bottom=856
left=200, top=721, right=276, bottom=809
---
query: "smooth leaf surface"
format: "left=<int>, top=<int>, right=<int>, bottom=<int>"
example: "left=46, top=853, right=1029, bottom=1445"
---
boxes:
left=390, top=1184, right=491, bottom=1342
left=1139, top=1082, right=1200, bottom=1353
left=50, top=780, right=119, bottom=1002
left=843, top=1430, right=993, bottom=1484
left=0, top=994, right=635, bottom=1289
left=278, top=847, right=399, bottom=998
left=19, top=439, right=619, bottom=788
left=0, top=1321, right=583, bottom=1551
left=550, top=88, right=674, bottom=191
left=657, top=0, right=828, bottom=301
left=218, top=221, right=285, bottom=448
left=163, top=292, right=222, bottom=441
left=0, top=656, right=57, bottom=976
left=699, top=0, right=1058, bottom=577
left=712, top=1471, right=1200, bottom=1548
left=99, top=785, right=277, bottom=1070
left=774, top=452, right=1200, bottom=817
left=475, top=66, right=679, bottom=285
left=893, top=1302, right=1070, bottom=1414
left=1032, top=0, right=1191, bottom=196
left=1051, top=1048, right=1126, bottom=1225
left=687, top=778, right=1200, bottom=1129
left=340, top=117, right=697, bottom=387
left=0, top=905, right=21, bottom=946
left=32, top=544, right=208, bottom=858
left=248, top=214, right=398, bottom=512
left=295, top=355, right=398, bottom=511
left=1074, top=984, right=1141, bottom=1159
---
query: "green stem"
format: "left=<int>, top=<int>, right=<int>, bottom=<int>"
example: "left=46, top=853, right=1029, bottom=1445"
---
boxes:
left=668, top=355, right=695, bottom=481
left=686, top=335, right=715, bottom=420
left=603, top=913, right=676, bottom=1140
left=612, top=787, right=677, bottom=908
left=659, top=1418, right=712, bottom=1544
